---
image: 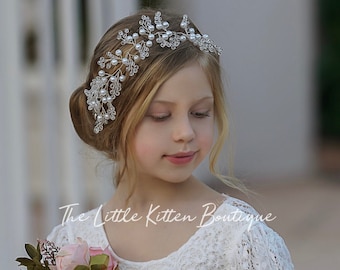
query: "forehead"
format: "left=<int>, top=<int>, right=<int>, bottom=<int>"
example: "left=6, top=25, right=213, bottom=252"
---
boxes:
left=153, top=61, right=213, bottom=102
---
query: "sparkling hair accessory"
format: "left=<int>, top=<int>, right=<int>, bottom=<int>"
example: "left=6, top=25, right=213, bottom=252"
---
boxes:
left=84, top=11, right=222, bottom=133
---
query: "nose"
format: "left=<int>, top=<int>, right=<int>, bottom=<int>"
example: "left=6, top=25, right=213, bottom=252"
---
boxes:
left=172, top=115, right=195, bottom=143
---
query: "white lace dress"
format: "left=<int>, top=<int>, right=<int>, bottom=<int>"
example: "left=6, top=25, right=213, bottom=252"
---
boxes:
left=47, top=196, right=294, bottom=269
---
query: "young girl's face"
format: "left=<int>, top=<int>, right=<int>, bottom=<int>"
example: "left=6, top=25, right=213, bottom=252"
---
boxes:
left=133, top=61, right=215, bottom=184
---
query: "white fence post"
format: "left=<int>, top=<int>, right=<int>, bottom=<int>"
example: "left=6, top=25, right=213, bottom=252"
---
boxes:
left=37, top=0, right=62, bottom=234
left=58, top=0, right=86, bottom=212
left=0, top=0, right=29, bottom=268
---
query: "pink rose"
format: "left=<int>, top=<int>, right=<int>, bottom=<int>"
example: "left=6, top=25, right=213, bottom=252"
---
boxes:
left=55, top=238, right=90, bottom=270
left=89, top=246, right=118, bottom=270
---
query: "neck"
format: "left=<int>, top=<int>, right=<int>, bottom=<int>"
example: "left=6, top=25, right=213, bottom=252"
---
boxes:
left=110, top=174, right=202, bottom=210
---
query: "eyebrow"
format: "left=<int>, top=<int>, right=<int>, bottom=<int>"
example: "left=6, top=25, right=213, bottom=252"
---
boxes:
left=152, top=96, right=214, bottom=105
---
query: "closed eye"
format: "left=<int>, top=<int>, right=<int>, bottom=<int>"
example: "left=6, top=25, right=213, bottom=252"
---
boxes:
left=191, top=110, right=211, bottom=118
left=148, top=114, right=171, bottom=122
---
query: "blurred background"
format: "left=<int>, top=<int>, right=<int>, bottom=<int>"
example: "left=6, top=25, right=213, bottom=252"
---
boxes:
left=1, top=0, right=339, bottom=269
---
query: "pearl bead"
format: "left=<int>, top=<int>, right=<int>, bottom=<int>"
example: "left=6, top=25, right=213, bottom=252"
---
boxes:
left=139, top=28, right=146, bottom=35
left=146, top=40, right=153, bottom=47
left=122, top=58, right=129, bottom=65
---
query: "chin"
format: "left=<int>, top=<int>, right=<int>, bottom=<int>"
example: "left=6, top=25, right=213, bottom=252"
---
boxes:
left=162, top=173, right=193, bottom=184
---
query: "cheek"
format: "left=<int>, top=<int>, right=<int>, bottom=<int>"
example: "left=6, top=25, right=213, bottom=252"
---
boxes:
left=203, top=130, right=215, bottom=150
left=133, top=124, right=163, bottom=159
left=197, top=121, right=215, bottom=150
left=133, top=133, right=151, bottom=159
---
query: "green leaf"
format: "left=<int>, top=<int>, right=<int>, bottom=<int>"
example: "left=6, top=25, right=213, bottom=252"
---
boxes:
left=89, top=254, right=109, bottom=266
left=32, top=257, right=43, bottom=265
left=74, top=265, right=90, bottom=270
left=16, top=257, right=47, bottom=270
left=91, top=264, right=107, bottom=270
left=25, top=243, right=39, bottom=259
left=36, top=242, right=43, bottom=261
left=16, top=257, right=34, bottom=266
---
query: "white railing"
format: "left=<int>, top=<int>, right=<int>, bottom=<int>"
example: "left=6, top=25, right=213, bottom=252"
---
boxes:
left=0, top=0, right=137, bottom=268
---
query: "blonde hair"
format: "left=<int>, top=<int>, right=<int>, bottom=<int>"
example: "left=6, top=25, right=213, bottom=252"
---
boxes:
left=70, top=8, right=246, bottom=193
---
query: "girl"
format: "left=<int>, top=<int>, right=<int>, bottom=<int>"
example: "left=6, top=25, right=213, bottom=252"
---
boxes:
left=47, top=9, right=294, bottom=269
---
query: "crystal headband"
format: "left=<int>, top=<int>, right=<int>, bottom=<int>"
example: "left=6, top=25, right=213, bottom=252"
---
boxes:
left=84, top=11, right=222, bottom=134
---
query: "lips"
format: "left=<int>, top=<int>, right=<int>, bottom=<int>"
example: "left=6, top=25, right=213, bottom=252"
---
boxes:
left=164, top=151, right=197, bottom=165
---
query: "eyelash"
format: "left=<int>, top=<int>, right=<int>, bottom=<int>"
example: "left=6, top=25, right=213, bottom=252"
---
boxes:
left=191, top=111, right=211, bottom=118
left=148, top=110, right=211, bottom=122
left=150, top=114, right=171, bottom=122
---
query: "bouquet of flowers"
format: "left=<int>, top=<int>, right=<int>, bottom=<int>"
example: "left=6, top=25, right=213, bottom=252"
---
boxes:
left=16, top=238, right=118, bottom=270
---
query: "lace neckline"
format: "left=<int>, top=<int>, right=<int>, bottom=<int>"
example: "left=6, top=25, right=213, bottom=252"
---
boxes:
left=97, top=194, right=230, bottom=265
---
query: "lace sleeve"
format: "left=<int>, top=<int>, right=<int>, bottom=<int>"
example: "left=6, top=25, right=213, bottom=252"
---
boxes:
left=45, top=208, right=109, bottom=250
left=235, top=221, right=294, bottom=269
left=46, top=224, right=72, bottom=247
